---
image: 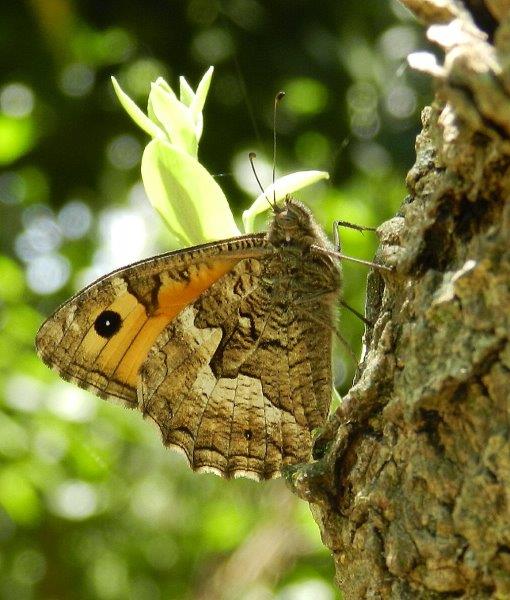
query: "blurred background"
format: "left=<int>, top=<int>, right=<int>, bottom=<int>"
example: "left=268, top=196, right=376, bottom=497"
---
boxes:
left=0, top=1, right=431, bottom=598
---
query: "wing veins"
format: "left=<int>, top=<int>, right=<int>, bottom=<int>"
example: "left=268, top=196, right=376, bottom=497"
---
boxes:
left=225, top=376, right=241, bottom=474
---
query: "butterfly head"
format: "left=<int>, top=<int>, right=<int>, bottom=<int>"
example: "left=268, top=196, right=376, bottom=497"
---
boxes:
left=269, top=196, right=331, bottom=250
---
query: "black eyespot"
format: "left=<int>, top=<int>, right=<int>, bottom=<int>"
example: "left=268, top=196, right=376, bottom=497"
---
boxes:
left=94, top=310, right=122, bottom=338
left=244, top=429, right=252, bottom=440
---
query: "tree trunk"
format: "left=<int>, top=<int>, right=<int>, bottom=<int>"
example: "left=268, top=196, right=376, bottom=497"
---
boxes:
left=288, top=1, right=510, bottom=598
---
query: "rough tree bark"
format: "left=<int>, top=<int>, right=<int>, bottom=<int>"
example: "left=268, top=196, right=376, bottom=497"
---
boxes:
left=288, top=1, right=510, bottom=598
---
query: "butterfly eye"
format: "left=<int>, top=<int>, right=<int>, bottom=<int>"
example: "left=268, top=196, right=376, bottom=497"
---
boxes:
left=94, top=310, right=122, bottom=338
left=277, top=209, right=296, bottom=227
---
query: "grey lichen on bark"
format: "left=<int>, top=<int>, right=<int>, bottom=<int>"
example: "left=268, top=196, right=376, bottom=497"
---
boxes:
left=287, top=1, right=510, bottom=598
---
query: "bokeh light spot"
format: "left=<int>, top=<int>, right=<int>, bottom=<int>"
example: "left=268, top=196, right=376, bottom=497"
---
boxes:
left=59, top=63, right=95, bottom=97
left=192, top=28, right=234, bottom=64
left=0, top=115, right=35, bottom=164
left=0, top=171, right=26, bottom=205
left=225, top=0, right=265, bottom=30
left=98, top=208, right=148, bottom=269
left=49, top=480, right=98, bottom=520
left=0, top=83, right=34, bottom=118
left=283, top=78, right=328, bottom=116
left=106, top=134, right=141, bottom=170
left=0, top=470, right=41, bottom=525
left=346, top=81, right=378, bottom=113
left=341, top=41, right=374, bottom=80
left=350, top=111, right=380, bottom=140
left=12, top=549, right=46, bottom=585
left=379, top=25, right=418, bottom=61
left=100, top=27, right=135, bottom=63
left=26, top=254, right=70, bottom=295
left=58, top=199, right=93, bottom=239
left=33, top=428, right=69, bottom=464
left=4, top=375, right=43, bottom=413
left=122, top=59, right=169, bottom=99
left=91, top=553, right=129, bottom=599
left=351, top=142, right=392, bottom=176
left=385, top=84, right=416, bottom=119
left=15, top=215, right=62, bottom=261
left=46, top=383, right=96, bottom=422
left=130, top=478, right=176, bottom=525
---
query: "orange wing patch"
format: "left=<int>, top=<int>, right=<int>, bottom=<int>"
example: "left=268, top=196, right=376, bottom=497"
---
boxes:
left=114, top=313, right=170, bottom=387
left=155, top=259, right=239, bottom=317
left=88, top=258, right=239, bottom=391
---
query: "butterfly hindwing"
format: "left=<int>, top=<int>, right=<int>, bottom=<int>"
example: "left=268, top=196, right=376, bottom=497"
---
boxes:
left=140, top=252, right=336, bottom=480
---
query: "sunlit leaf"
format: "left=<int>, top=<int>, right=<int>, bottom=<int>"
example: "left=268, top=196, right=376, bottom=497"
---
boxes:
left=179, top=76, right=195, bottom=107
left=148, top=82, right=197, bottom=155
left=242, top=170, right=330, bottom=233
left=141, top=139, right=240, bottom=246
left=190, top=66, right=214, bottom=140
left=111, top=76, right=165, bottom=139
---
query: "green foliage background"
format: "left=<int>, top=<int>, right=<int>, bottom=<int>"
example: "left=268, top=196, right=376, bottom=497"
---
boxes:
left=0, top=2, right=430, bottom=599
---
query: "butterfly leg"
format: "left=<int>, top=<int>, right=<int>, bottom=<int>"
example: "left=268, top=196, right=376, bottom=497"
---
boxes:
left=335, top=327, right=358, bottom=363
left=332, top=222, right=383, bottom=325
left=340, top=300, right=372, bottom=327
left=332, top=219, right=392, bottom=271
left=311, top=219, right=393, bottom=272
left=293, top=287, right=372, bottom=330
left=332, top=220, right=375, bottom=251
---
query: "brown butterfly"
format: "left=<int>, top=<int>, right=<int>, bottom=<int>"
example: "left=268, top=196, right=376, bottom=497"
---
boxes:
left=36, top=197, right=350, bottom=480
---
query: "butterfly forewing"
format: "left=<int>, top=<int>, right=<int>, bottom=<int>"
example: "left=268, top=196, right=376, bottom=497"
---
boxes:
left=35, top=236, right=266, bottom=405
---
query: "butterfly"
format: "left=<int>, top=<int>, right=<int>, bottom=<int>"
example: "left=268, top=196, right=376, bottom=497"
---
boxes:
left=36, top=197, right=344, bottom=480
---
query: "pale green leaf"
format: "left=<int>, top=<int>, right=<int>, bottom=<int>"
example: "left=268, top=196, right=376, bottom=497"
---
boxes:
left=111, top=76, right=165, bottom=139
left=191, top=66, right=213, bottom=140
left=191, top=66, right=214, bottom=116
left=141, top=139, right=240, bottom=246
left=147, top=92, right=163, bottom=132
left=331, top=386, right=342, bottom=411
left=153, top=76, right=173, bottom=94
left=179, top=76, right=195, bottom=107
left=242, top=170, right=330, bottom=232
left=149, top=83, right=198, bottom=156
left=194, top=112, right=204, bottom=143
left=147, top=79, right=172, bottom=138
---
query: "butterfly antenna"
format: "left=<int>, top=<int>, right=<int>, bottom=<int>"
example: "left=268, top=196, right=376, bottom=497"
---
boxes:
left=273, top=91, right=285, bottom=207
left=249, top=152, right=274, bottom=210
left=247, top=91, right=286, bottom=213
left=248, top=152, right=265, bottom=195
